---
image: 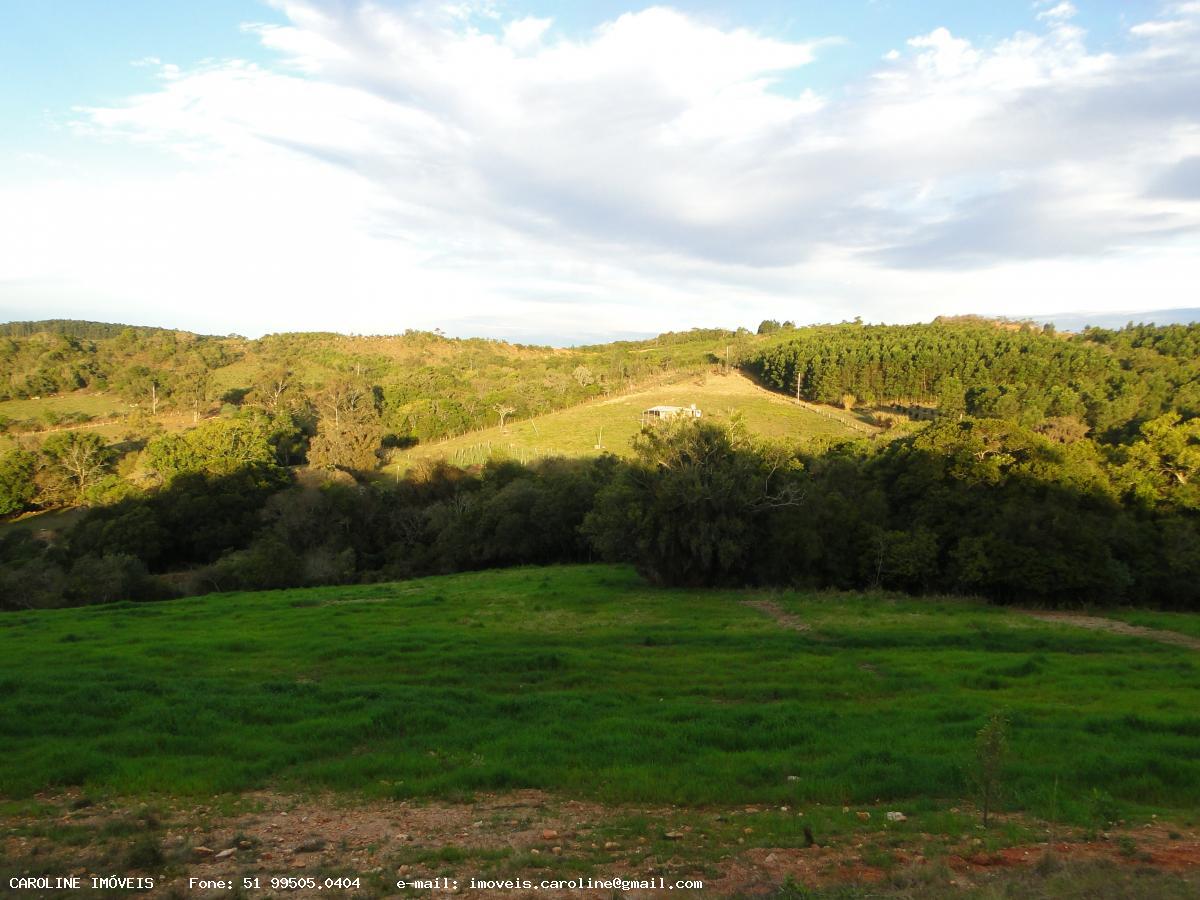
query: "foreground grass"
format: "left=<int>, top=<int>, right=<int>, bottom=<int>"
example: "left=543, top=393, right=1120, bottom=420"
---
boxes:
left=1, top=565, right=1198, bottom=828
left=387, top=372, right=864, bottom=471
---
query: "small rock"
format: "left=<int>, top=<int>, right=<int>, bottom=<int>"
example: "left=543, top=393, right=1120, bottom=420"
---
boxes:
left=551, top=846, right=562, bottom=855
left=604, top=841, right=619, bottom=850
left=664, top=831, right=685, bottom=840
left=193, top=846, right=213, bottom=858
left=856, top=812, right=871, bottom=821
left=787, top=775, right=800, bottom=782
left=214, top=848, right=236, bottom=860
left=743, top=827, right=753, bottom=835
left=238, top=840, right=253, bottom=849
left=397, top=866, right=410, bottom=876
left=886, top=812, right=906, bottom=823
left=293, top=860, right=306, bottom=869
left=764, top=853, right=777, bottom=864
left=530, top=848, right=540, bottom=855
left=780, top=806, right=789, bottom=812
left=542, top=829, right=558, bottom=841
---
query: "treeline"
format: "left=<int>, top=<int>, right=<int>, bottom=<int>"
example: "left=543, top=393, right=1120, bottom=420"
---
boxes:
left=0, top=322, right=728, bottom=443
left=3, top=413, right=1197, bottom=611
left=0, top=320, right=190, bottom=340
left=746, top=322, right=1200, bottom=438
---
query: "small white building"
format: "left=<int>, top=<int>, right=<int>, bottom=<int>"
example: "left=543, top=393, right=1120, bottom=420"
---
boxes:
left=641, top=404, right=701, bottom=426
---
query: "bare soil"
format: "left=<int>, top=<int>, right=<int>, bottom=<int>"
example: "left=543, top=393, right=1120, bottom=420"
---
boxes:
left=740, top=599, right=810, bottom=632
left=5, top=792, right=1200, bottom=898
left=1016, top=611, right=1200, bottom=651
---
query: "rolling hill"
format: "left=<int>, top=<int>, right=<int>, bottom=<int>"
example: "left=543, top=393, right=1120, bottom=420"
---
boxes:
left=387, top=370, right=875, bottom=471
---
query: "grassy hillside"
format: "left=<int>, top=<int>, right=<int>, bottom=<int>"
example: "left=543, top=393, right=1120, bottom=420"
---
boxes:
left=388, top=371, right=872, bottom=470
left=3, top=565, right=1198, bottom=825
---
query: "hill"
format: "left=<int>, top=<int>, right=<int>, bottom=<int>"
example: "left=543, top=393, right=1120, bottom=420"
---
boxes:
left=388, top=370, right=873, bottom=470
left=2, top=564, right=1200, bottom=894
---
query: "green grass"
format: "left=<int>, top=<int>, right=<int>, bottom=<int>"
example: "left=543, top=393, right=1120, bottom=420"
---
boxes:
left=1, top=565, right=1198, bottom=827
left=0, top=391, right=131, bottom=452
left=387, top=372, right=868, bottom=471
left=0, top=391, right=127, bottom=422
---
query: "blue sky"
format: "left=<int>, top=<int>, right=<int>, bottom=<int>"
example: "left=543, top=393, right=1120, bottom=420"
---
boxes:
left=1, top=0, right=1197, bottom=341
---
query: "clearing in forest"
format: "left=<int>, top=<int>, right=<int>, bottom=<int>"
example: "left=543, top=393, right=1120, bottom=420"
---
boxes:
left=386, top=371, right=872, bottom=472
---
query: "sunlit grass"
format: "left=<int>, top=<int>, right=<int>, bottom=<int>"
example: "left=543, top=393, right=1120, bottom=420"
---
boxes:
left=387, top=372, right=864, bottom=472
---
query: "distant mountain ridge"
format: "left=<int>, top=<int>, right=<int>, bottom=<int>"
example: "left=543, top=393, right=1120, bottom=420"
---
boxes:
left=1037, top=308, right=1200, bottom=331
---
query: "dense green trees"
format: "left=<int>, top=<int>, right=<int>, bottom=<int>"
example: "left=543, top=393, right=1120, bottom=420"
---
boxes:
left=584, top=419, right=802, bottom=585
left=3, top=318, right=1200, bottom=612
left=746, top=322, right=1200, bottom=436
left=0, top=322, right=722, bottom=442
left=4, top=410, right=1194, bottom=611
left=0, top=450, right=36, bottom=515
left=144, top=415, right=285, bottom=481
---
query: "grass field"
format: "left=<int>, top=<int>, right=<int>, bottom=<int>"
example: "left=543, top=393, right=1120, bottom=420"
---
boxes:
left=0, top=391, right=128, bottom=422
left=2, top=564, right=1198, bottom=829
left=0, top=391, right=130, bottom=452
left=387, top=372, right=872, bottom=472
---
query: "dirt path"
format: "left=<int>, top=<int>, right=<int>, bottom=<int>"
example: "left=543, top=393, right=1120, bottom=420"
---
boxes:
left=741, top=598, right=810, bottom=632
left=1017, top=611, right=1200, bottom=651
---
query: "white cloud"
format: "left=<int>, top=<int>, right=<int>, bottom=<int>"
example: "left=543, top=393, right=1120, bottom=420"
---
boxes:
left=1036, top=2, right=1078, bottom=23
left=2, top=1, right=1200, bottom=340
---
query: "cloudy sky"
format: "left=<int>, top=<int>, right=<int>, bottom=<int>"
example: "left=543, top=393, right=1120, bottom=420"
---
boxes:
left=1, top=0, right=1198, bottom=343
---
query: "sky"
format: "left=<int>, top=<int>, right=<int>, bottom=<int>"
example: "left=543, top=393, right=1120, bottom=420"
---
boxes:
left=1, top=0, right=1198, bottom=344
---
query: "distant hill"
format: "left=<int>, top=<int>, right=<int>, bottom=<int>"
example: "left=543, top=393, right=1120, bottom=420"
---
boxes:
left=1038, top=308, right=1200, bottom=331
left=0, top=319, right=208, bottom=340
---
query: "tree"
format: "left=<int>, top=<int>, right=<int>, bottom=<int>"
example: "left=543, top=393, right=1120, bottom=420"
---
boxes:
left=40, top=431, right=113, bottom=503
left=144, top=417, right=278, bottom=482
left=1118, top=412, right=1200, bottom=509
left=253, top=365, right=295, bottom=413
left=177, top=363, right=213, bottom=424
left=971, top=712, right=1009, bottom=828
left=317, top=377, right=373, bottom=428
left=936, top=376, right=966, bottom=420
left=493, top=404, right=515, bottom=430
left=308, top=418, right=384, bottom=473
left=117, top=365, right=164, bottom=415
left=0, top=449, right=37, bottom=515
left=584, top=419, right=802, bottom=585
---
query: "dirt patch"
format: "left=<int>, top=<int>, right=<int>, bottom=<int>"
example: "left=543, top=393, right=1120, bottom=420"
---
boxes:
left=709, top=828, right=1200, bottom=895
left=6, top=794, right=1200, bottom=898
left=741, top=598, right=810, bottom=632
left=1017, top=611, right=1200, bottom=651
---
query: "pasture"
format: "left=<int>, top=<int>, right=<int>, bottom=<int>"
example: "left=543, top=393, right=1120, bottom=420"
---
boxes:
left=387, top=372, right=872, bottom=472
left=2, top=564, right=1197, bottom=826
